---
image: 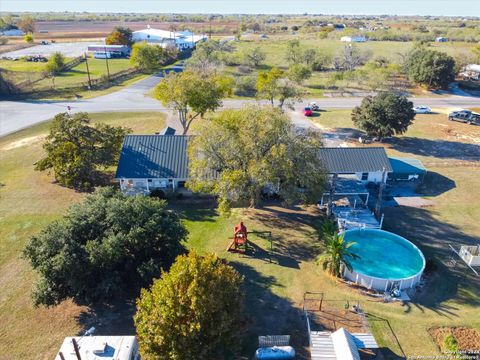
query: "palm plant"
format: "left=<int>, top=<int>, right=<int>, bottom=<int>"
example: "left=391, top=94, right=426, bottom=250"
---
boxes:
left=317, top=233, right=359, bottom=277
left=319, top=219, right=337, bottom=243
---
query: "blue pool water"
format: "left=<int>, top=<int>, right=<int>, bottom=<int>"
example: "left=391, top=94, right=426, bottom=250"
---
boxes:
left=343, top=229, right=425, bottom=280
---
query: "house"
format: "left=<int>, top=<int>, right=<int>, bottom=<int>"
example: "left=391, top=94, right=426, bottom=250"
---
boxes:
left=132, top=26, right=207, bottom=50
left=55, top=336, right=139, bottom=360
left=1, top=29, right=24, bottom=36
left=459, top=64, right=480, bottom=81
left=318, top=147, right=392, bottom=184
left=115, top=135, right=190, bottom=195
left=87, top=44, right=130, bottom=58
left=435, top=36, right=448, bottom=42
left=340, top=36, right=367, bottom=43
left=388, top=157, right=426, bottom=182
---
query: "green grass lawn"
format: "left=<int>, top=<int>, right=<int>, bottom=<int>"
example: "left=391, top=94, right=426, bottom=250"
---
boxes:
left=0, top=59, right=49, bottom=72
left=1, top=109, right=480, bottom=359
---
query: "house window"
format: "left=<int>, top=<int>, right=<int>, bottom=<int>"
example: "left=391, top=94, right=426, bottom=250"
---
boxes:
left=361, top=173, right=369, bottom=181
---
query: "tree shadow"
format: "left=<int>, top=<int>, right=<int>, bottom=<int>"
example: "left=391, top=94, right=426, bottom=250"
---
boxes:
left=384, top=137, right=480, bottom=161
left=382, top=206, right=480, bottom=317
left=75, top=298, right=136, bottom=337
left=416, top=171, right=456, bottom=197
left=167, top=197, right=218, bottom=222
left=229, top=261, right=311, bottom=359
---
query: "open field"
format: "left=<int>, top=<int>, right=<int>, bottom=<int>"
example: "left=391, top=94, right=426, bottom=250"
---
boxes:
left=225, top=35, right=477, bottom=98
left=1, top=109, right=480, bottom=359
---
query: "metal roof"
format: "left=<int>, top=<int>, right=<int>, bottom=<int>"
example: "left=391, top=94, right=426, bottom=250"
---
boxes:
left=159, top=126, right=176, bottom=135
left=55, top=336, right=137, bottom=360
left=331, top=328, right=361, bottom=360
left=389, top=157, right=427, bottom=175
left=318, top=147, right=392, bottom=174
left=115, top=135, right=190, bottom=179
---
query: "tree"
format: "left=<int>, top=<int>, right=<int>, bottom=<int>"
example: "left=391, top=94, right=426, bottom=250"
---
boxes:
left=105, top=26, right=133, bottom=46
left=351, top=92, right=415, bottom=139
left=155, top=70, right=233, bottom=134
left=23, top=187, right=187, bottom=306
left=285, top=39, right=303, bottom=65
left=256, top=67, right=302, bottom=108
left=130, top=42, right=177, bottom=73
left=317, top=233, right=359, bottom=277
left=135, top=252, right=244, bottom=360
left=188, top=106, right=326, bottom=210
left=334, top=44, right=370, bottom=71
left=406, top=48, right=455, bottom=89
left=242, top=46, right=266, bottom=67
left=24, top=33, right=34, bottom=43
left=45, top=52, right=65, bottom=75
left=18, top=15, right=35, bottom=34
left=287, top=63, right=312, bottom=84
left=35, top=112, right=131, bottom=190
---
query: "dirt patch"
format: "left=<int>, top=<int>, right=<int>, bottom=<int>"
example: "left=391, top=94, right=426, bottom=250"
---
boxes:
left=428, top=327, right=480, bottom=354
left=394, top=197, right=435, bottom=208
left=1, top=135, right=45, bottom=151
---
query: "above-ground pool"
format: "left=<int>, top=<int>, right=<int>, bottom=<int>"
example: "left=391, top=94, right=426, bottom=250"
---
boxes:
left=342, top=229, right=425, bottom=291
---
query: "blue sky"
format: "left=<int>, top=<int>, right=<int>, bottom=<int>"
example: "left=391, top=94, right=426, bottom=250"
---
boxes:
left=1, top=0, right=479, bottom=16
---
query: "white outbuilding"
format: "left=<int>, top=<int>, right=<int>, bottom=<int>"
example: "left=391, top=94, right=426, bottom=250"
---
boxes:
left=132, top=26, right=207, bottom=50
left=340, top=36, right=367, bottom=43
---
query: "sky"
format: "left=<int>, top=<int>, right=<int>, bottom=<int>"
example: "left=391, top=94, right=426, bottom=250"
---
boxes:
left=1, top=0, right=479, bottom=16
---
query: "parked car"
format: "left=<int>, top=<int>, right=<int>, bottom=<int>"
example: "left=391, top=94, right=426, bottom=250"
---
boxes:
left=309, top=102, right=321, bottom=111
left=413, top=105, right=431, bottom=114
left=303, top=107, right=313, bottom=116
left=40, top=40, right=50, bottom=45
left=448, top=109, right=480, bottom=125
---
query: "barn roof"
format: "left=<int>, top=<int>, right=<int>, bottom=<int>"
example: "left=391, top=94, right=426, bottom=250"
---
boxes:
left=318, top=147, right=392, bottom=174
left=115, top=135, right=190, bottom=179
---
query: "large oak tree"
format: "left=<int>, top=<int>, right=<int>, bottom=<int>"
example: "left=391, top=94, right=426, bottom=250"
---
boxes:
left=351, top=92, right=415, bottom=139
left=23, top=187, right=187, bottom=306
left=188, top=105, right=326, bottom=211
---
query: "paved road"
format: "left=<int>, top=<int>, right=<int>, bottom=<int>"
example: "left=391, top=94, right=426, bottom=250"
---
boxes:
left=1, top=73, right=479, bottom=137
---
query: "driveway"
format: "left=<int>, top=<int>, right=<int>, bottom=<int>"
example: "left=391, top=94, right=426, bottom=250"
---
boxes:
left=1, top=74, right=480, bottom=137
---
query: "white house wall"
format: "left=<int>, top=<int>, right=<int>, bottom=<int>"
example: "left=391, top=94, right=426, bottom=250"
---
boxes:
left=355, top=171, right=386, bottom=183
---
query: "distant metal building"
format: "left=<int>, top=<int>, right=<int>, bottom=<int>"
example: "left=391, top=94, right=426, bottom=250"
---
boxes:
left=87, top=44, right=130, bottom=57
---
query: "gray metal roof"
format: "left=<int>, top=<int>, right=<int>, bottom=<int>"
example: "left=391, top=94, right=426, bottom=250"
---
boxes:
left=318, top=147, right=392, bottom=174
left=115, top=135, right=190, bottom=179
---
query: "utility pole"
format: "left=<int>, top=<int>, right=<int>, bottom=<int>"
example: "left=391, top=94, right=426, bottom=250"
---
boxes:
left=103, top=46, right=110, bottom=81
left=375, top=167, right=387, bottom=218
left=327, top=173, right=338, bottom=217
left=84, top=52, right=92, bottom=89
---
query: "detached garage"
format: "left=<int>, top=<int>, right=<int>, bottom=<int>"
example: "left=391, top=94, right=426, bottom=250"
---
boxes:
left=388, top=157, right=427, bottom=182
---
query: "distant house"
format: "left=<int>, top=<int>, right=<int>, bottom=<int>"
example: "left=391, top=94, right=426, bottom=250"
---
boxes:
left=318, top=147, right=392, bottom=184
left=55, top=336, right=139, bottom=360
left=341, top=36, right=367, bottom=43
left=132, top=26, right=207, bottom=50
left=435, top=37, right=448, bottom=42
left=1, top=29, right=24, bottom=36
left=115, top=134, right=191, bottom=195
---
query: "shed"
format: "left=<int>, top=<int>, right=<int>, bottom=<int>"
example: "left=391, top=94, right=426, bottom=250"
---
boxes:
left=388, top=157, right=426, bottom=181
left=318, top=147, right=392, bottom=183
left=115, top=135, right=190, bottom=195
left=55, top=336, right=138, bottom=360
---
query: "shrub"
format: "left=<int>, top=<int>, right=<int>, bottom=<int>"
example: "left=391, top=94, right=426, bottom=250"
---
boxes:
left=135, top=252, right=244, bottom=360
